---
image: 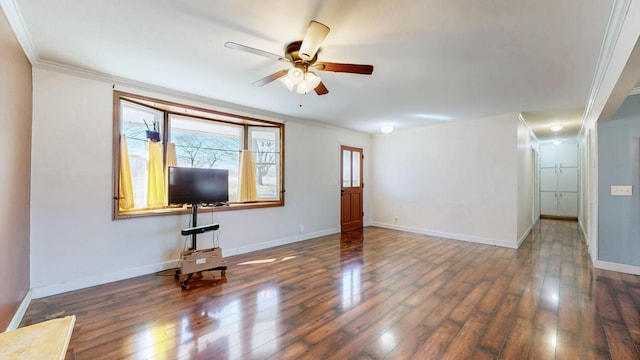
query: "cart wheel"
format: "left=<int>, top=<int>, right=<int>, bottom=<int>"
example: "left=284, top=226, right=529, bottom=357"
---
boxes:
left=174, top=270, right=180, bottom=280
left=181, top=282, right=189, bottom=290
left=221, top=270, right=226, bottom=276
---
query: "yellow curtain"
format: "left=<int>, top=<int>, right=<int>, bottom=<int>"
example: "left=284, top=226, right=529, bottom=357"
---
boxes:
left=164, top=142, right=177, bottom=206
left=147, top=141, right=165, bottom=207
left=238, top=149, right=258, bottom=202
left=118, top=134, right=134, bottom=209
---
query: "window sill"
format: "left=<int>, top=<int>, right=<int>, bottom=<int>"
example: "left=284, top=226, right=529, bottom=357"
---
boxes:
left=113, top=200, right=283, bottom=220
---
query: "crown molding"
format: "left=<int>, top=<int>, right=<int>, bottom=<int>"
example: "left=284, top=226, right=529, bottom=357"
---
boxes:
left=579, top=0, right=633, bottom=138
left=0, top=0, right=37, bottom=64
left=629, top=86, right=640, bottom=96
left=517, top=113, right=539, bottom=143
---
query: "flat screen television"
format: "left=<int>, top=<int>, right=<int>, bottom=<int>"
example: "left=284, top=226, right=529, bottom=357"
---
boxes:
left=167, top=166, right=229, bottom=206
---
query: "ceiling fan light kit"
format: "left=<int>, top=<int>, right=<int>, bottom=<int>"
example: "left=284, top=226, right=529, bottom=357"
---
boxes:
left=287, top=68, right=304, bottom=85
left=298, top=72, right=321, bottom=94
left=225, top=20, right=374, bottom=96
left=305, top=72, right=321, bottom=88
left=295, top=80, right=313, bottom=94
left=280, top=67, right=321, bottom=94
left=280, top=75, right=295, bottom=91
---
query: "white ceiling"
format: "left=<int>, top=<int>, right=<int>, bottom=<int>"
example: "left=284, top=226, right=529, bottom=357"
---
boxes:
left=4, top=0, right=614, bottom=138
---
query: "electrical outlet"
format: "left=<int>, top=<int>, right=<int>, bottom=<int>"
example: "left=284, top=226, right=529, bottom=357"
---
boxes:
left=611, top=185, right=633, bottom=196
left=299, top=224, right=304, bottom=234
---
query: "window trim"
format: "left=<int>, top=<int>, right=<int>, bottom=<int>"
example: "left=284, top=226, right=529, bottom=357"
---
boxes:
left=112, top=91, right=285, bottom=220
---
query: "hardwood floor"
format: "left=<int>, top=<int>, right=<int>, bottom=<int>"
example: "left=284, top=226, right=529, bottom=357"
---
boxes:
left=20, top=219, right=640, bottom=359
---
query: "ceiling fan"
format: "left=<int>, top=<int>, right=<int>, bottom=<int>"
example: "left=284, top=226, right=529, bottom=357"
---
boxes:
left=225, top=21, right=374, bottom=95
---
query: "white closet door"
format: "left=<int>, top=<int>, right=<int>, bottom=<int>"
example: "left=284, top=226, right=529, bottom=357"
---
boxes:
left=540, top=146, right=557, bottom=168
left=557, top=192, right=578, bottom=216
left=557, top=143, right=578, bottom=168
left=557, top=167, right=578, bottom=192
left=540, top=191, right=558, bottom=215
left=540, top=168, right=558, bottom=192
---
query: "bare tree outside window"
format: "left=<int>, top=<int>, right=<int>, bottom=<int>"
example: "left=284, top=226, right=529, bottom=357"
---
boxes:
left=253, top=138, right=276, bottom=186
left=175, top=133, right=239, bottom=169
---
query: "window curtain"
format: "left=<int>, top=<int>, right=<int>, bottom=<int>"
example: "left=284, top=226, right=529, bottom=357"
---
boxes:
left=164, top=142, right=177, bottom=206
left=146, top=141, right=165, bottom=207
left=118, top=134, right=134, bottom=210
left=238, top=149, right=258, bottom=202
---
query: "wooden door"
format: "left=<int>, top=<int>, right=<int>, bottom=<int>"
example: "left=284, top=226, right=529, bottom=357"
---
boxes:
left=341, top=146, right=363, bottom=232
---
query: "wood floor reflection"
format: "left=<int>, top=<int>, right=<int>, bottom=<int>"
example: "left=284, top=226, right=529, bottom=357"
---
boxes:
left=21, top=220, right=640, bottom=359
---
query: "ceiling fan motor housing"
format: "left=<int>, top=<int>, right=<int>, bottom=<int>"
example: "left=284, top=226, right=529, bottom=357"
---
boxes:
left=285, top=41, right=318, bottom=65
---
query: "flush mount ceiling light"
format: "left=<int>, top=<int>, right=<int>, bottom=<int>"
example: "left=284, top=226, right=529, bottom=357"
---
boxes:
left=550, top=124, right=563, bottom=132
left=553, top=140, right=563, bottom=145
left=380, top=124, right=394, bottom=134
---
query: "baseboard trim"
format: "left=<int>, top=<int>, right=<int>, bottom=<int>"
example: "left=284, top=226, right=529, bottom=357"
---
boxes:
left=222, top=228, right=340, bottom=257
left=517, top=223, right=534, bottom=248
left=540, top=215, right=578, bottom=221
left=31, top=260, right=179, bottom=299
left=30, top=228, right=339, bottom=298
left=6, top=290, right=32, bottom=331
left=594, top=260, right=640, bottom=275
left=370, top=222, right=519, bottom=249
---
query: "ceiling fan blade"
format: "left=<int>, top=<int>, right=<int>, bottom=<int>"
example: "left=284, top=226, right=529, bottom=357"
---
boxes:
left=315, top=62, right=374, bottom=75
left=314, top=81, right=329, bottom=95
left=225, top=42, right=290, bottom=63
left=299, top=21, right=330, bottom=61
left=252, top=69, right=289, bottom=86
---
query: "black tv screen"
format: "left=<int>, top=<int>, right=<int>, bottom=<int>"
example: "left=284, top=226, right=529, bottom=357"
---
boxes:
left=168, top=167, right=229, bottom=205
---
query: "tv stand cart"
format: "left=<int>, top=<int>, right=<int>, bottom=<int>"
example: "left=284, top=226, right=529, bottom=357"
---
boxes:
left=175, top=204, right=227, bottom=290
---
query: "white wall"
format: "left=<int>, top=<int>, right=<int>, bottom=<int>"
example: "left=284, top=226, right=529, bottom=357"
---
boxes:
left=0, top=8, right=32, bottom=329
left=369, top=114, right=520, bottom=248
left=516, top=117, right=536, bottom=245
left=30, top=68, right=370, bottom=297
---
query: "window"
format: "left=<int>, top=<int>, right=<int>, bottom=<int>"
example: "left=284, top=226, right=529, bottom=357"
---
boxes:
left=113, top=91, right=284, bottom=218
left=170, top=115, right=243, bottom=201
left=249, top=127, right=281, bottom=200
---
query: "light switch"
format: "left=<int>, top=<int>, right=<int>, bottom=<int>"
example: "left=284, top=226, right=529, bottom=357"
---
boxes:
left=611, top=185, right=633, bottom=196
